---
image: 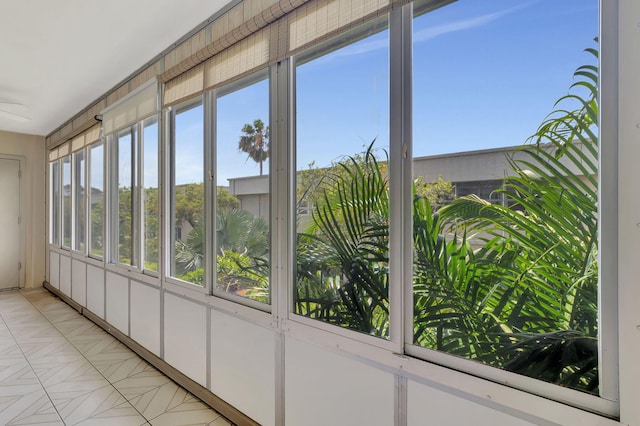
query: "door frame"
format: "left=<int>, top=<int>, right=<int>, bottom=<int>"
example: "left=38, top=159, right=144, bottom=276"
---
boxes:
left=0, top=154, right=26, bottom=289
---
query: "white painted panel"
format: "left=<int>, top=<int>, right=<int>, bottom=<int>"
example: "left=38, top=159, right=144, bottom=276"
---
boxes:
left=211, top=311, right=275, bottom=426
left=285, top=338, right=394, bottom=426
left=59, top=255, right=71, bottom=296
left=71, top=259, right=86, bottom=306
left=407, top=380, right=535, bottom=426
left=86, top=265, right=104, bottom=318
left=105, top=272, right=129, bottom=334
left=49, top=251, right=60, bottom=289
left=164, top=293, right=206, bottom=386
left=130, top=281, right=160, bottom=356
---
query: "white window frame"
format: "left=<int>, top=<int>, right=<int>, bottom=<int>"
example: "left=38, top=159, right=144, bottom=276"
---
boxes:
left=210, top=69, right=273, bottom=312
left=49, top=160, right=61, bottom=246
left=60, top=155, right=72, bottom=250
left=281, top=1, right=619, bottom=416
left=402, top=0, right=617, bottom=416
left=88, top=141, right=105, bottom=260
left=165, top=96, right=208, bottom=291
left=72, top=148, right=87, bottom=254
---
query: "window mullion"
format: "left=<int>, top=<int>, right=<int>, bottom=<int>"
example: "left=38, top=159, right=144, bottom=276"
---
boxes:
left=389, top=3, right=413, bottom=350
left=205, top=91, right=215, bottom=294
left=136, top=123, right=144, bottom=269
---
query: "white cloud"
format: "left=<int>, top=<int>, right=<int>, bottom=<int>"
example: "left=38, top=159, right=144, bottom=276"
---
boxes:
left=414, top=2, right=536, bottom=44
left=326, top=1, right=537, bottom=59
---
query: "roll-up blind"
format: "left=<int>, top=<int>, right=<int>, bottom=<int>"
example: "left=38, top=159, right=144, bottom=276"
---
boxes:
left=85, top=124, right=101, bottom=146
left=163, top=64, right=205, bottom=106
left=71, top=134, right=85, bottom=152
left=159, top=0, right=308, bottom=86
left=48, top=148, right=59, bottom=162
left=160, top=0, right=395, bottom=107
left=49, top=142, right=71, bottom=161
left=50, top=123, right=102, bottom=160
left=102, top=79, right=158, bottom=135
left=289, top=0, right=391, bottom=53
left=204, top=28, right=270, bottom=90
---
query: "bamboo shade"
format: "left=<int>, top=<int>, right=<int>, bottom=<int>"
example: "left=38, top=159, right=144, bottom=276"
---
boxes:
left=204, top=28, right=270, bottom=90
left=289, top=0, right=391, bottom=52
left=159, top=0, right=401, bottom=107
left=163, top=64, right=205, bottom=106
left=102, top=80, right=158, bottom=135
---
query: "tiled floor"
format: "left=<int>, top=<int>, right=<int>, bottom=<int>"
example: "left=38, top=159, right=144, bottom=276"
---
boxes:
left=0, top=288, right=232, bottom=426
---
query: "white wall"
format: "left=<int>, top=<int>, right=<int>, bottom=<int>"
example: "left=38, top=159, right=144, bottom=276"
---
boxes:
left=130, top=280, right=161, bottom=356
left=0, top=130, right=45, bottom=288
left=49, top=251, right=59, bottom=289
left=106, top=272, right=129, bottom=334
left=86, top=264, right=105, bottom=318
left=285, top=338, right=395, bottom=426
left=45, top=253, right=627, bottom=426
left=164, top=293, right=207, bottom=387
left=71, top=259, right=87, bottom=305
left=211, top=311, right=275, bottom=426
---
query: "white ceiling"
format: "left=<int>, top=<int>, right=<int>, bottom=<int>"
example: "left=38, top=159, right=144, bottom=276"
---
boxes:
left=0, top=0, right=231, bottom=136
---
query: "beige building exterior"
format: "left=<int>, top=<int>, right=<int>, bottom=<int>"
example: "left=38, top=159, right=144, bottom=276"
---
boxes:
left=228, top=141, right=595, bottom=222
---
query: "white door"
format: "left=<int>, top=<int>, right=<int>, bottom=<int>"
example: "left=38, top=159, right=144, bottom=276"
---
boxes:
left=0, top=158, right=22, bottom=289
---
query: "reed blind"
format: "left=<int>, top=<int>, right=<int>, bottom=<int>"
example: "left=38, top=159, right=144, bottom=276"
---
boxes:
left=161, top=0, right=393, bottom=106
left=102, top=79, right=158, bottom=135
left=49, top=124, right=101, bottom=161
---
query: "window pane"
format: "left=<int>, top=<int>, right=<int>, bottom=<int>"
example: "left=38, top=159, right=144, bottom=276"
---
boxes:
left=216, top=74, right=270, bottom=303
left=89, top=143, right=104, bottom=257
left=61, top=156, right=72, bottom=248
left=171, top=100, right=204, bottom=286
left=411, top=0, right=599, bottom=394
left=50, top=161, right=60, bottom=245
left=117, top=128, right=137, bottom=266
left=73, top=150, right=86, bottom=252
left=295, top=21, right=390, bottom=338
left=143, top=117, right=159, bottom=272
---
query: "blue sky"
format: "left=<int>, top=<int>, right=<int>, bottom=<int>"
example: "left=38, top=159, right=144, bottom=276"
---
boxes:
left=172, top=0, right=598, bottom=184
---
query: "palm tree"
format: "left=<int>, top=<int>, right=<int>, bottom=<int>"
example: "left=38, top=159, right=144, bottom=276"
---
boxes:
left=174, top=207, right=270, bottom=300
left=417, top=45, right=599, bottom=392
left=238, top=119, right=269, bottom=175
left=296, top=144, right=390, bottom=337
left=297, top=45, right=599, bottom=392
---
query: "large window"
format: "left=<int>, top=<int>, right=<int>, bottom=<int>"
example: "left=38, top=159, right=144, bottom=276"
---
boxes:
left=115, top=127, right=138, bottom=266
left=73, top=149, right=86, bottom=252
left=89, top=142, right=104, bottom=257
left=110, top=117, right=159, bottom=270
left=409, top=0, right=600, bottom=397
left=43, top=0, right=612, bottom=414
left=61, top=155, right=72, bottom=249
left=215, top=73, right=270, bottom=303
left=294, top=21, right=390, bottom=337
left=49, top=161, right=60, bottom=245
left=170, top=99, right=205, bottom=286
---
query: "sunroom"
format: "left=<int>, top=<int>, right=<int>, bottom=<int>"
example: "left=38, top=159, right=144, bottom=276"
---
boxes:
left=0, top=0, right=639, bottom=425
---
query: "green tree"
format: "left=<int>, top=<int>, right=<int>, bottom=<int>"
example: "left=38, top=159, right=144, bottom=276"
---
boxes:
left=414, top=176, right=455, bottom=210
left=217, top=186, right=240, bottom=210
left=174, top=182, right=204, bottom=229
left=144, top=186, right=159, bottom=270
left=296, top=144, right=390, bottom=337
left=90, top=193, right=104, bottom=255
left=118, top=186, right=133, bottom=264
left=238, top=119, right=269, bottom=175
